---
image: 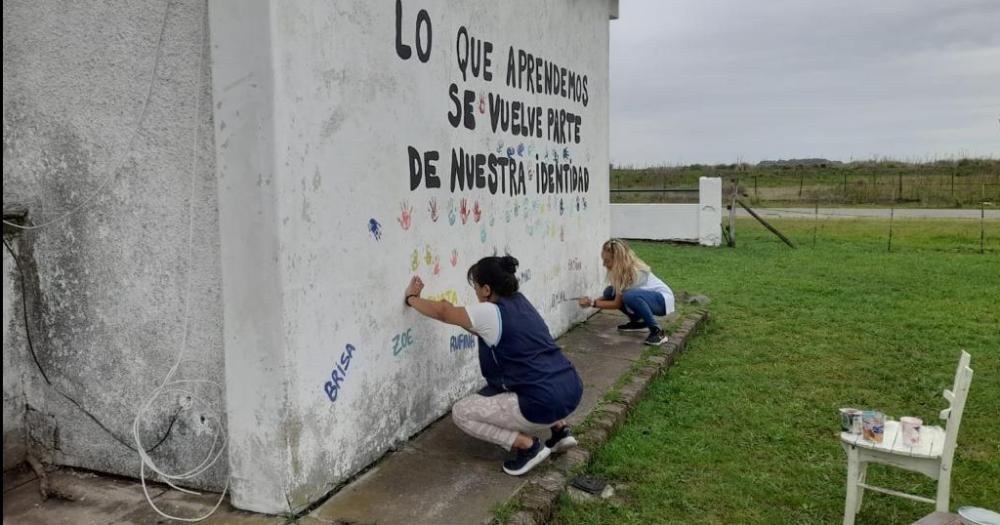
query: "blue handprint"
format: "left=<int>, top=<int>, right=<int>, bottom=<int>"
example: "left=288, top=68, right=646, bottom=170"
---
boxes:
left=368, top=218, right=382, bottom=241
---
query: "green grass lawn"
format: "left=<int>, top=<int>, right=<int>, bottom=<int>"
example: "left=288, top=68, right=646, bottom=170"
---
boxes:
left=552, top=218, right=1000, bottom=525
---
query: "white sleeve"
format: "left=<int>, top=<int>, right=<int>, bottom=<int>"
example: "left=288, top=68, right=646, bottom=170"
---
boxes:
left=464, top=302, right=502, bottom=347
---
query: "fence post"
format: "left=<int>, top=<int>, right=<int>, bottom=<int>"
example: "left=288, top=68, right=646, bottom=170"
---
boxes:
left=951, top=161, right=956, bottom=201
left=871, top=169, right=877, bottom=203
left=981, top=201, right=986, bottom=255
left=813, top=196, right=819, bottom=248
left=897, top=173, right=903, bottom=201
left=754, top=175, right=758, bottom=203
left=888, top=207, right=895, bottom=253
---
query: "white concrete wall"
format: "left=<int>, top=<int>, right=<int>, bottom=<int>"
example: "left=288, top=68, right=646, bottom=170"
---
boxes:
left=2, top=0, right=226, bottom=488
left=210, top=0, right=614, bottom=513
left=3, top=243, right=27, bottom=470
left=611, top=177, right=722, bottom=246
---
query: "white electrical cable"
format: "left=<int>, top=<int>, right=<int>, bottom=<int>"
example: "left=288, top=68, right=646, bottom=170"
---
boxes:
left=129, top=1, right=229, bottom=521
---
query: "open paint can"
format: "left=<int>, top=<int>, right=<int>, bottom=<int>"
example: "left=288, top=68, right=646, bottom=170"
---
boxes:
left=839, top=408, right=862, bottom=434
left=862, top=410, right=884, bottom=443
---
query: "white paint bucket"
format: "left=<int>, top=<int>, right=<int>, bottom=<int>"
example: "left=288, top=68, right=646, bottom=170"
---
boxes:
left=900, top=416, right=922, bottom=446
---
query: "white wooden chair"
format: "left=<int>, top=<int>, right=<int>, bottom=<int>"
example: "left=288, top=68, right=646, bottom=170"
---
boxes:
left=840, top=351, right=974, bottom=525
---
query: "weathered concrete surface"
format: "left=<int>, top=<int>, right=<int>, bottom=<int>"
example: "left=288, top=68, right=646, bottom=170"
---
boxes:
left=3, top=239, right=28, bottom=470
left=3, top=468, right=164, bottom=525
left=1, top=467, right=281, bottom=525
left=2, top=309, right=700, bottom=525
left=209, top=0, right=614, bottom=513
left=3, top=0, right=226, bottom=489
left=305, top=311, right=650, bottom=525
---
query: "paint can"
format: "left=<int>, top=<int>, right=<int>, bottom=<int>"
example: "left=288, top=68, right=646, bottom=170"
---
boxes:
left=839, top=408, right=863, bottom=434
left=862, top=410, right=884, bottom=444
left=901, top=416, right=922, bottom=446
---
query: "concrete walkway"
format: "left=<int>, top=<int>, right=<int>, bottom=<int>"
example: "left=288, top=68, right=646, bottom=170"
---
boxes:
left=2, top=310, right=691, bottom=525
left=301, top=311, right=653, bottom=525
left=736, top=207, right=999, bottom=219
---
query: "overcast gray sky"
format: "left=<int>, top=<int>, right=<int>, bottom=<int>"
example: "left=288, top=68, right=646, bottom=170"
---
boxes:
left=609, top=0, right=1000, bottom=166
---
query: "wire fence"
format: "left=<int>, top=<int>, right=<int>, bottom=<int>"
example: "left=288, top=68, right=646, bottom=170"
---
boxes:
left=606, top=163, right=1000, bottom=254
left=610, top=161, right=1000, bottom=208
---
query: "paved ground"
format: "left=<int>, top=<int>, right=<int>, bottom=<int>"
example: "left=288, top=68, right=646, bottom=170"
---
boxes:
left=736, top=207, right=999, bottom=219
left=2, top=311, right=663, bottom=525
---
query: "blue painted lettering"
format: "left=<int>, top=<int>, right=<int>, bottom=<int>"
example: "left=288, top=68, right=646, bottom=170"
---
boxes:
left=324, top=344, right=356, bottom=403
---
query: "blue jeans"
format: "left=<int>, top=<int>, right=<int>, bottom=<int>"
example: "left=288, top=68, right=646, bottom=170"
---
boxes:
left=603, top=286, right=666, bottom=329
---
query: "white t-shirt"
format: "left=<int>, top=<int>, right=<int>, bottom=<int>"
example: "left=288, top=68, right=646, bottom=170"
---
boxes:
left=629, top=270, right=676, bottom=314
left=465, top=302, right=502, bottom=347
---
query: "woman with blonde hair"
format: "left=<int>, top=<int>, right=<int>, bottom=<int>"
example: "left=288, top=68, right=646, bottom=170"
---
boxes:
left=578, top=238, right=675, bottom=345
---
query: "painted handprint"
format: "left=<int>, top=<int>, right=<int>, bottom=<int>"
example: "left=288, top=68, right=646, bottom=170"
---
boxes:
left=478, top=91, right=486, bottom=114
left=450, top=249, right=458, bottom=267
left=428, top=198, right=439, bottom=222
left=459, top=198, right=470, bottom=225
left=516, top=143, right=525, bottom=157
left=447, top=198, right=457, bottom=225
left=368, top=218, right=382, bottom=241
left=496, top=141, right=505, bottom=154
left=424, top=245, right=433, bottom=267
left=563, top=147, right=570, bottom=159
left=432, top=256, right=441, bottom=276
left=559, top=198, right=565, bottom=216
left=480, top=225, right=487, bottom=244
left=410, top=249, right=419, bottom=272
left=472, top=201, right=482, bottom=223
left=397, top=201, right=413, bottom=230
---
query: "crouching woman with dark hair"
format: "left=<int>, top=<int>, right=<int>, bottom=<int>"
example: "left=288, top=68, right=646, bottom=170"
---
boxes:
left=403, top=255, right=583, bottom=476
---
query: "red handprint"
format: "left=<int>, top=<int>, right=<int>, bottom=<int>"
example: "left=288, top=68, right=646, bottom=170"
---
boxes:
left=450, top=249, right=458, bottom=267
left=473, top=201, right=482, bottom=223
left=459, top=198, right=470, bottom=225
left=478, top=92, right=486, bottom=114
left=397, top=201, right=413, bottom=230
left=428, top=198, right=439, bottom=222
left=432, top=256, right=441, bottom=276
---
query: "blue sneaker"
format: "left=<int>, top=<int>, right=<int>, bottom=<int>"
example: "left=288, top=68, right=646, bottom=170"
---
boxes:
left=545, top=426, right=578, bottom=453
left=502, top=438, right=550, bottom=476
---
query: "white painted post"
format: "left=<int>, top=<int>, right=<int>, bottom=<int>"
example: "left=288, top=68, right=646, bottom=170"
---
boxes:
left=698, top=177, right=722, bottom=246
